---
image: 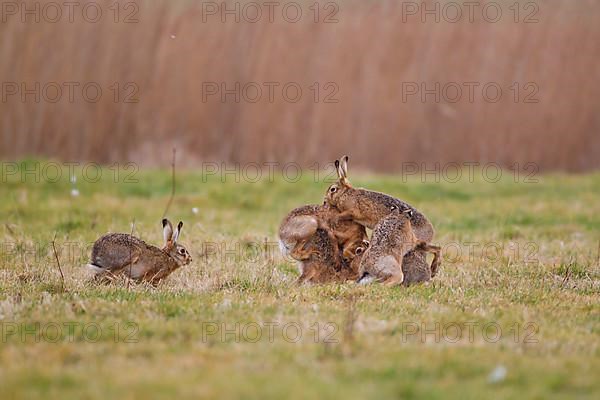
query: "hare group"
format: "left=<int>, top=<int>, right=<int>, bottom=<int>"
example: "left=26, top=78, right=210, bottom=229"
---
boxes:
left=87, top=156, right=440, bottom=287
left=279, top=155, right=441, bottom=286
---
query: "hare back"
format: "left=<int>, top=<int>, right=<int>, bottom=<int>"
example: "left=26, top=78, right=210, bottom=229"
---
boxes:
left=278, top=205, right=321, bottom=252
left=355, top=189, right=434, bottom=241
left=279, top=214, right=319, bottom=242
left=370, top=213, right=415, bottom=253
left=91, top=233, right=148, bottom=271
left=280, top=204, right=321, bottom=229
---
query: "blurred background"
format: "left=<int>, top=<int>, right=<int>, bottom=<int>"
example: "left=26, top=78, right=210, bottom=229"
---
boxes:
left=1, top=0, right=599, bottom=172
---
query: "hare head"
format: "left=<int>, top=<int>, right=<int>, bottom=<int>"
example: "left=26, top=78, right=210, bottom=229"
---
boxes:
left=325, top=155, right=354, bottom=207
left=343, top=238, right=369, bottom=263
left=162, top=219, right=192, bottom=266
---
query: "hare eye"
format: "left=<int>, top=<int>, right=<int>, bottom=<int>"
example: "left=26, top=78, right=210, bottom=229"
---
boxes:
left=179, top=249, right=186, bottom=255
left=330, top=187, right=337, bottom=193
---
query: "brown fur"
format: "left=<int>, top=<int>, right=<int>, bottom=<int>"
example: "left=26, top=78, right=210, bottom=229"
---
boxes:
left=357, top=209, right=418, bottom=285
left=349, top=240, right=441, bottom=286
left=278, top=203, right=368, bottom=265
left=402, top=244, right=442, bottom=286
left=89, top=219, right=192, bottom=285
left=294, top=228, right=359, bottom=284
left=325, top=155, right=435, bottom=243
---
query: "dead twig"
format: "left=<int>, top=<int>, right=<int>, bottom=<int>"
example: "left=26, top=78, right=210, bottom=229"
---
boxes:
left=343, top=295, right=357, bottom=344
left=561, top=264, right=572, bottom=287
left=51, top=232, right=65, bottom=292
left=5, top=223, right=15, bottom=236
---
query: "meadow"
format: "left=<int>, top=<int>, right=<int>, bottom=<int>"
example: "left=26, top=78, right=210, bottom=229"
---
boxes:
left=0, top=161, right=599, bottom=399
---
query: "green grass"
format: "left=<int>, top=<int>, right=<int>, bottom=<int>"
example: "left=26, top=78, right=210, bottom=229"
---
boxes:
left=1, top=161, right=599, bottom=399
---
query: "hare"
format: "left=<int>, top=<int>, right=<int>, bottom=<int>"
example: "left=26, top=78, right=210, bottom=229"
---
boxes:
left=87, top=219, right=192, bottom=284
left=279, top=203, right=368, bottom=284
left=350, top=238, right=441, bottom=286
left=294, top=227, right=358, bottom=284
left=325, top=155, right=435, bottom=243
left=357, top=206, right=440, bottom=285
left=278, top=202, right=368, bottom=264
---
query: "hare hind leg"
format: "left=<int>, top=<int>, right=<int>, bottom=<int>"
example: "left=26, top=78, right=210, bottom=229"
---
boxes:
left=382, top=270, right=405, bottom=286
left=423, top=244, right=442, bottom=277
left=374, top=256, right=404, bottom=286
left=415, top=242, right=442, bottom=277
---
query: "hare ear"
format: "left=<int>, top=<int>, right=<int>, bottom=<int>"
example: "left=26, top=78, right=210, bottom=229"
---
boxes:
left=172, top=221, right=183, bottom=243
left=338, top=155, right=350, bottom=186
left=162, top=219, right=174, bottom=246
left=341, top=155, right=349, bottom=178
left=335, top=156, right=350, bottom=186
left=334, top=159, right=343, bottom=180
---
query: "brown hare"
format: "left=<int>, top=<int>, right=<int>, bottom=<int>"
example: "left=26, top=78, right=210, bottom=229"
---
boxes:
left=350, top=238, right=441, bottom=286
left=325, top=155, right=435, bottom=243
left=279, top=203, right=368, bottom=284
left=278, top=202, right=368, bottom=264
left=357, top=206, right=440, bottom=286
left=88, top=219, right=192, bottom=284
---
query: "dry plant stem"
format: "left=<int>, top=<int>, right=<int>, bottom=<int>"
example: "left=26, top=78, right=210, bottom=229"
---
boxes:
left=51, top=231, right=65, bottom=292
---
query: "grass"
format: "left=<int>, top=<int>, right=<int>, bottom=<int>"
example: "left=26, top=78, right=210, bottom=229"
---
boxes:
left=1, top=161, right=599, bottom=399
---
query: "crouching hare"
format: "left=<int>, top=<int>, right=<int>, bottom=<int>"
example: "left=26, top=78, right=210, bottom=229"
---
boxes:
left=278, top=203, right=368, bottom=284
left=88, top=219, right=192, bottom=284
left=278, top=203, right=367, bottom=264
left=357, top=206, right=440, bottom=286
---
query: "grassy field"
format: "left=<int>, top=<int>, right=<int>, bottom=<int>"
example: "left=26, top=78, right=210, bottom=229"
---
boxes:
left=1, top=161, right=599, bottom=399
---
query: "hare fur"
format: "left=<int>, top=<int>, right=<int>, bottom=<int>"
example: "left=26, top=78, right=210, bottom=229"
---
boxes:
left=88, top=219, right=192, bottom=284
left=325, top=155, right=435, bottom=243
